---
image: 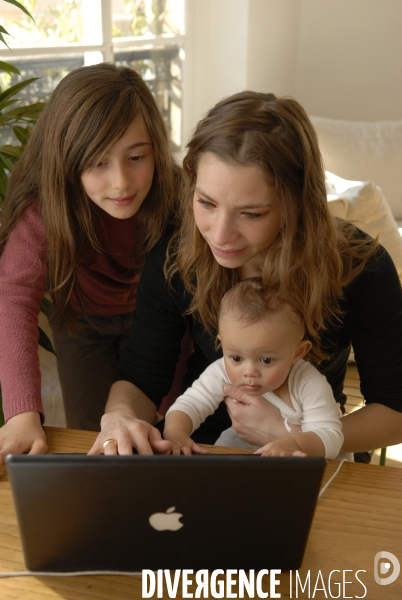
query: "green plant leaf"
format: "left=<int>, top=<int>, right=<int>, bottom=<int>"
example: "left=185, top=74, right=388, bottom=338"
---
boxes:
left=4, top=0, right=34, bottom=22
left=0, top=25, right=11, bottom=49
left=0, top=61, right=20, bottom=75
left=0, top=144, right=21, bottom=158
left=0, top=97, right=21, bottom=109
left=12, top=125, right=30, bottom=144
left=38, top=326, right=55, bottom=355
left=0, top=151, right=15, bottom=169
left=0, top=78, right=39, bottom=106
left=0, top=102, right=45, bottom=119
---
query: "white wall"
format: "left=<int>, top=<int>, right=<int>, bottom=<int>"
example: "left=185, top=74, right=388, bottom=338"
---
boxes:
left=294, top=0, right=402, bottom=120
left=246, top=0, right=301, bottom=95
left=184, top=0, right=402, bottom=145
left=183, top=0, right=249, bottom=144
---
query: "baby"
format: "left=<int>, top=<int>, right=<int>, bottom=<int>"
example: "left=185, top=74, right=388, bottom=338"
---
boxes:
left=164, top=278, right=345, bottom=459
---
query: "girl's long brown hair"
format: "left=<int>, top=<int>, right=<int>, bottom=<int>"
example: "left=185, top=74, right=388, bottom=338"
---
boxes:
left=0, top=63, right=180, bottom=330
left=167, top=91, right=377, bottom=364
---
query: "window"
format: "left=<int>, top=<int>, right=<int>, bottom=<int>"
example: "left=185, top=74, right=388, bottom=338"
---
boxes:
left=0, top=0, right=185, bottom=150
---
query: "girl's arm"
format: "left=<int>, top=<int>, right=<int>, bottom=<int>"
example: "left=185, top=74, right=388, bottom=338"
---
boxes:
left=0, top=412, right=47, bottom=466
left=0, top=206, right=48, bottom=464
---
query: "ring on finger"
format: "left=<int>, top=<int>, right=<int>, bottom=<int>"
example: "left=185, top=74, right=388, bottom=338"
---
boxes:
left=102, top=438, right=118, bottom=450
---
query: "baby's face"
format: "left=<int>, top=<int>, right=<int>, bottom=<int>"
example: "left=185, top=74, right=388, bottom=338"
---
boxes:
left=219, top=313, right=306, bottom=396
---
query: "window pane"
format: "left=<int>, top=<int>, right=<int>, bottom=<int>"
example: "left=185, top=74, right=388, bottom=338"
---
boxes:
left=0, top=0, right=184, bottom=148
left=0, top=54, right=85, bottom=146
left=112, top=0, right=185, bottom=38
left=0, top=0, right=86, bottom=46
left=115, top=44, right=182, bottom=150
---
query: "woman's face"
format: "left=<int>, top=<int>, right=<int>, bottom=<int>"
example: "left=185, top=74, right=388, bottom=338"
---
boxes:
left=193, top=153, right=281, bottom=278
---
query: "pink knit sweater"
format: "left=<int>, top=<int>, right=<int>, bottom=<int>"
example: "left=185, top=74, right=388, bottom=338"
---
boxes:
left=0, top=204, right=138, bottom=422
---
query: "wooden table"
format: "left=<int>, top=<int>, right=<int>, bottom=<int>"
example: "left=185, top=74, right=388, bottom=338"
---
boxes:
left=0, top=427, right=401, bottom=599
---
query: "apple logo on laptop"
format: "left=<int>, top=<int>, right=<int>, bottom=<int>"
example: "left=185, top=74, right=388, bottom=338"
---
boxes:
left=149, top=506, right=184, bottom=531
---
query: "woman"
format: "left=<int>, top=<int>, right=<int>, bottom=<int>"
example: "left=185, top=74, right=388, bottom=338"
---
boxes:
left=89, top=91, right=402, bottom=460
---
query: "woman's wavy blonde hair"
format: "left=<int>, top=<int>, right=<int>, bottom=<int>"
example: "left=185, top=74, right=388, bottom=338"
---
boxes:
left=167, top=91, right=377, bottom=364
left=0, top=63, right=180, bottom=330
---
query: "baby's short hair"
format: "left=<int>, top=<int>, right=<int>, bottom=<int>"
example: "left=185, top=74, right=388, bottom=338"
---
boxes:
left=219, top=278, right=305, bottom=339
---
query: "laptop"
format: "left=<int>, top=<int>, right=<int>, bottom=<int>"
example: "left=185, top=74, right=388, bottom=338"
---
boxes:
left=6, top=454, right=325, bottom=572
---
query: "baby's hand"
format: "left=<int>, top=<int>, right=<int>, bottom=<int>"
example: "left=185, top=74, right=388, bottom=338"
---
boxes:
left=163, top=429, right=210, bottom=456
left=254, top=436, right=307, bottom=457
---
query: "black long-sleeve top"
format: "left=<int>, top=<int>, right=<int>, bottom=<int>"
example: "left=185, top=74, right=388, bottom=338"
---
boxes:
left=117, top=234, right=402, bottom=443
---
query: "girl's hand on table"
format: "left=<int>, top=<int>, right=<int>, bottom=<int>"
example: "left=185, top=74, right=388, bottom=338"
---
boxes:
left=224, top=384, right=302, bottom=446
left=88, top=409, right=172, bottom=456
left=0, top=411, right=47, bottom=465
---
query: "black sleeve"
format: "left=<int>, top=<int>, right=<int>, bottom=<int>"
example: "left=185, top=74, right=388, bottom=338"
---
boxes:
left=117, top=237, right=188, bottom=408
left=348, top=247, right=402, bottom=412
left=321, top=244, right=402, bottom=412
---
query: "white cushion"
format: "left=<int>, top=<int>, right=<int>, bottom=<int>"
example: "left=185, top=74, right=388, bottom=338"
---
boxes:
left=326, top=171, right=402, bottom=282
left=310, top=116, right=402, bottom=221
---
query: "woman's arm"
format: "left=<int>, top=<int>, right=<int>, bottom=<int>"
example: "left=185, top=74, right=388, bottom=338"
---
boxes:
left=340, top=403, right=402, bottom=453
left=88, top=380, right=172, bottom=455
left=224, top=385, right=289, bottom=445
left=89, top=237, right=189, bottom=455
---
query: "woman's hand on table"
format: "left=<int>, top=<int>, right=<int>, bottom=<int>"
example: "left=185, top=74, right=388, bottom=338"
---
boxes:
left=88, top=408, right=172, bottom=456
left=224, top=384, right=301, bottom=446
left=0, top=411, right=47, bottom=465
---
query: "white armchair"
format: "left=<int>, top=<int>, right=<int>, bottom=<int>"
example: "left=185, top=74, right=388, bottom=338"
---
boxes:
left=310, top=116, right=402, bottom=283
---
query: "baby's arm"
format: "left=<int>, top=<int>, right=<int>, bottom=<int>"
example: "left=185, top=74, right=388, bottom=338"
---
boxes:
left=254, top=430, right=324, bottom=457
left=255, top=362, right=344, bottom=458
left=164, top=411, right=209, bottom=455
left=164, top=359, right=227, bottom=454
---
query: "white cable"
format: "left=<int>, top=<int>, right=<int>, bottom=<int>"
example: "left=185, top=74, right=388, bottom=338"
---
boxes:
left=318, top=458, right=347, bottom=498
left=0, top=570, right=142, bottom=578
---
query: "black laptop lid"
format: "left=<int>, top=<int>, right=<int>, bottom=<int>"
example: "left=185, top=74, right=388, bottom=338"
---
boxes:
left=6, top=454, right=325, bottom=572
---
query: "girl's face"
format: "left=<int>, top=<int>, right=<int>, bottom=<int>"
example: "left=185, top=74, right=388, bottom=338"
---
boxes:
left=193, top=153, right=281, bottom=278
left=81, top=116, right=155, bottom=220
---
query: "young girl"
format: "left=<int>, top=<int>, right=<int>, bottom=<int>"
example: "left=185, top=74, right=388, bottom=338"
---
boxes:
left=89, top=91, right=402, bottom=460
left=164, top=278, right=345, bottom=459
left=0, top=63, right=178, bottom=462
